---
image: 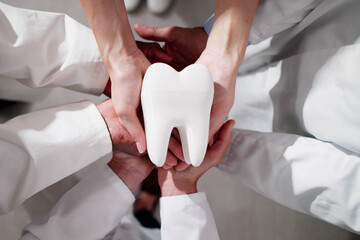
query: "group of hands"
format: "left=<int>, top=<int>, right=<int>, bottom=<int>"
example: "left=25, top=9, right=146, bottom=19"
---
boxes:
left=97, top=24, right=237, bottom=196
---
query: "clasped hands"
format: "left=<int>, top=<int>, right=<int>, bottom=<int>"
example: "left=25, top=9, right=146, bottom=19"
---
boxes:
left=97, top=98, right=234, bottom=196
left=98, top=23, right=238, bottom=195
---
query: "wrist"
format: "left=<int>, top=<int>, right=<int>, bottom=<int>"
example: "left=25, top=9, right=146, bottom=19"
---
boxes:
left=206, top=0, right=258, bottom=69
left=103, top=41, right=138, bottom=68
left=198, top=49, right=238, bottom=88
left=105, top=47, right=144, bottom=76
left=160, top=180, right=198, bottom=197
left=108, top=160, right=146, bottom=193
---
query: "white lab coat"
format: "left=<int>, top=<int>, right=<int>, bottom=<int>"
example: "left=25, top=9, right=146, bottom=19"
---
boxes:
left=217, top=0, right=360, bottom=233
left=20, top=164, right=219, bottom=240
left=0, top=3, right=220, bottom=239
left=0, top=1, right=111, bottom=214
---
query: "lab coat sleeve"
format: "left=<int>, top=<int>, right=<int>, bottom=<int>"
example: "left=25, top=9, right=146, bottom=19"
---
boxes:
left=203, top=0, right=323, bottom=44
left=219, top=128, right=360, bottom=233
left=0, top=101, right=112, bottom=214
left=160, top=192, right=220, bottom=240
left=249, top=0, right=323, bottom=44
left=0, top=2, right=108, bottom=95
left=21, top=164, right=135, bottom=240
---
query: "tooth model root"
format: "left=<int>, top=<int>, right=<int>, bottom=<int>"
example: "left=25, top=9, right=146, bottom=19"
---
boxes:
left=145, top=118, right=173, bottom=167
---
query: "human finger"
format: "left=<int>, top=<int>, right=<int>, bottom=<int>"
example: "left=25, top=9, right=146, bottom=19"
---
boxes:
left=136, top=41, right=173, bottom=63
left=175, top=161, right=190, bottom=171
left=165, top=151, right=178, bottom=167
left=114, top=101, right=147, bottom=154
left=134, top=24, right=178, bottom=43
left=168, top=135, right=184, bottom=161
left=205, top=120, right=235, bottom=166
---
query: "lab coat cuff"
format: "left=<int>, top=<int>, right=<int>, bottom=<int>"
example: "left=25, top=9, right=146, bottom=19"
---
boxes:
left=160, top=192, right=207, bottom=209
left=98, top=164, right=136, bottom=205
left=83, top=101, right=113, bottom=158
left=218, top=128, right=240, bottom=172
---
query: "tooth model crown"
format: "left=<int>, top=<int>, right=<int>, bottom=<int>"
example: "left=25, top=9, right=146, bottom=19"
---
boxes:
left=141, top=63, right=214, bottom=167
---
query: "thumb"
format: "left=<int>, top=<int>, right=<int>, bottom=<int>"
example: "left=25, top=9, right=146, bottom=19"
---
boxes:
left=113, top=97, right=147, bottom=155
left=121, top=112, right=147, bottom=154
left=205, top=120, right=235, bottom=166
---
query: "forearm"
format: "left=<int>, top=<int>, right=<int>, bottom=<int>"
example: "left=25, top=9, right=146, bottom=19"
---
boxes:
left=80, top=0, right=137, bottom=69
left=206, top=0, right=258, bottom=77
left=160, top=171, right=198, bottom=197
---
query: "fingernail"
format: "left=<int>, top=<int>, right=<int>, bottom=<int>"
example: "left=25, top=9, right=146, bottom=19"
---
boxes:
left=136, top=142, right=146, bottom=154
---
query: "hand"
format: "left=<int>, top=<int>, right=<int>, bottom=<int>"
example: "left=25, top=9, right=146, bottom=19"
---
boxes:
left=196, top=49, right=237, bottom=144
left=81, top=0, right=168, bottom=155
left=136, top=41, right=173, bottom=64
left=135, top=24, right=237, bottom=146
left=97, top=98, right=138, bottom=156
left=198, top=0, right=257, bottom=142
left=134, top=24, right=208, bottom=70
left=98, top=99, right=173, bottom=192
left=98, top=99, right=183, bottom=169
left=102, top=41, right=172, bottom=97
left=108, top=151, right=154, bottom=193
left=109, top=48, right=149, bottom=156
left=135, top=25, right=231, bottom=168
left=158, top=120, right=235, bottom=196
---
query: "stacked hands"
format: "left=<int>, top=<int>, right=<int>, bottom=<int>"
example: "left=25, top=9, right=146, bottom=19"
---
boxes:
left=81, top=0, right=256, bottom=195
left=98, top=24, right=238, bottom=194
left=98, top=96, right=234, bottom=196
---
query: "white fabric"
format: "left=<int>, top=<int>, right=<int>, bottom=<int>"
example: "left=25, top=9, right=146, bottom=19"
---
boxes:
left=160, top=193, right=220, bottom=240
left=220, top=130, right=360, bottom=232
left=203, top=0, right=325, bottom=44
left=103, top=214, right=161, bottom=240
left=0, top=2, right=112, bottom=214
left=222, top=0, right=360, bottom=233
left=0, top=101, right=112, bottom=214
left=0, top=2, right=108, bottom=95
left=0, top=5, right=219, bottom=239
left=249, top=0, right=325, bottom=44
left=21, top=164, right=219, bottom=240
left=22, top=165, right=135, bottom=240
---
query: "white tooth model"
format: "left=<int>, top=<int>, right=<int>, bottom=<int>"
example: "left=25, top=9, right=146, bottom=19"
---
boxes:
left=141, top=63, right=214, bottom=167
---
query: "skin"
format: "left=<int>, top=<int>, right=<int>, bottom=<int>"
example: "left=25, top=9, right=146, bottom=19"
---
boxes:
left=80, top=0, right=184, bottom=168
left=82, top=0, right=255, bottom=171
left=80, top=0, right=150, bottom=156
left=159, top=120, right=235, bottom=196
left=97, top=98, right=154, bottom=192
left=98, top=99, right=234, bottom=195
left=135, top=0, right=258, bottom=147
left=97, top=99, right=181, bottom=168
